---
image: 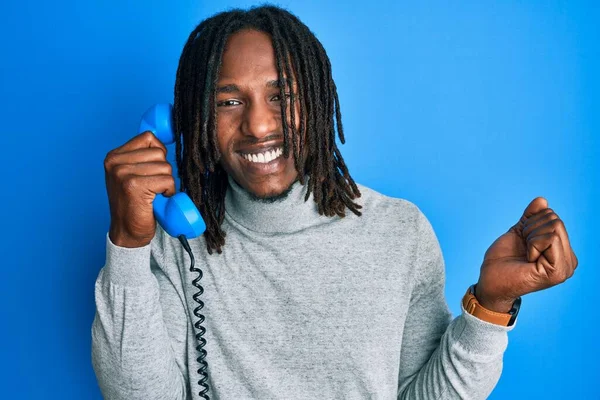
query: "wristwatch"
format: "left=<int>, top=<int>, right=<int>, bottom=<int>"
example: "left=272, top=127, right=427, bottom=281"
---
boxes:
left=462, top=284, right=521, bottom=327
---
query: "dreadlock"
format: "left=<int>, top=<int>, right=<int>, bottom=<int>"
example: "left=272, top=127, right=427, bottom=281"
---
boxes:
left=173, top=4, right=362, bottom=255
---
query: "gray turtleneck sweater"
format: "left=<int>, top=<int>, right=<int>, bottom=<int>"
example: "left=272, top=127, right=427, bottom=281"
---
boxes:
left=91, top=176, right=515, bottom=399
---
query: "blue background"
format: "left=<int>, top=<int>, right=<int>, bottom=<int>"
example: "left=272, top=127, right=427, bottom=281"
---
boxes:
left=1, top=0, right=597, bottom=398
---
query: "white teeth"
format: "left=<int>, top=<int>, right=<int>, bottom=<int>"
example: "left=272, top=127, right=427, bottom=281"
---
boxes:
left=243, top=147, right=284, bottom=164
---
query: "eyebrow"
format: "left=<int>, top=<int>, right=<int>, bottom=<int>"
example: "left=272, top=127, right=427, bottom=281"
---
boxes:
left=267, top=77, right=294, bottom=89
left=215, top=84, right=239, bottom=94
left=216, top=77, right=295, bottom=94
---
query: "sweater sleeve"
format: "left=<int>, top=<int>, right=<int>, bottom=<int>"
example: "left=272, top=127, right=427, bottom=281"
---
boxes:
left=397, top=207, right=516, bottom=400
left=91, top=232, right=191, bottom=400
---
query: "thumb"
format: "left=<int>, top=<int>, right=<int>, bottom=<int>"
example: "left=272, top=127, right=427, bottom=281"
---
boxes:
left=510, top=196, right=549, bottom=236
left=522, top=196, right=549, bottom=219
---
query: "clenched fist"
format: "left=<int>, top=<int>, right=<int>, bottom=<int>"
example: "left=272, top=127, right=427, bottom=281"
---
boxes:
left=104, top=131, right=176, bottom=248
left=476, top=197, right=579, bottom=313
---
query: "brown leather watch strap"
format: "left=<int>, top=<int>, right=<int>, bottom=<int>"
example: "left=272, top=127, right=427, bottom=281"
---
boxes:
left=462, top=285, right=517, bottom=326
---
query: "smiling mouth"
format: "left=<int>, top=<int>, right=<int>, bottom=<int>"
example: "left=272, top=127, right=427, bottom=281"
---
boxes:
left=239, top=146, right=284, bottom=164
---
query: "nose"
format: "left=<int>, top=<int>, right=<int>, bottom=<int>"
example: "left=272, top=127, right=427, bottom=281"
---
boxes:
left=241, top=99, right=279, bottom=140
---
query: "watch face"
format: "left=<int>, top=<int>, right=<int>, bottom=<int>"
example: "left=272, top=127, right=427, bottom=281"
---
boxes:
left=508, top=297, right=522, bottom=326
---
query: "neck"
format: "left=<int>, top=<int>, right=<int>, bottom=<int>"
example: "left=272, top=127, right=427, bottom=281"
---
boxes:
left=224, top=174, right=329, bottom=234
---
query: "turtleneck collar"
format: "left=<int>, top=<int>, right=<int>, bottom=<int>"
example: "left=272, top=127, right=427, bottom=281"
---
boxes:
left=224, top=174, right=331, bottom=234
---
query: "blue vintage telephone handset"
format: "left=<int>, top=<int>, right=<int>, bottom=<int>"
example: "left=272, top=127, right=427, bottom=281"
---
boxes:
left=138, top=103, right=205, bottom=238
left=139, top=103, right=211, bottom=399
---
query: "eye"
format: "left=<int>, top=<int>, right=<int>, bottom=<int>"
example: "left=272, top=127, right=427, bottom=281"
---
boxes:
left=217, top=99, right=241, bottom=107
left=271, top=93, right=293, bottom=102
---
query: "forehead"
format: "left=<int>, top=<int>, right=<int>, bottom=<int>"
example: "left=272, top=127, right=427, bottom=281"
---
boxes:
left=218, top=29, right=277, bottom=81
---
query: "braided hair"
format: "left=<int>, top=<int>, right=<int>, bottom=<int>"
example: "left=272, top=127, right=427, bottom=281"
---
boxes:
left=174, top=4, right=362, bottom=254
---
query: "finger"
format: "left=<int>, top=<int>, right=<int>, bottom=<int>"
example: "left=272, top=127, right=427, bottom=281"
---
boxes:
left=528, top=233, right=571, bottom=284
left=112, top=131, right=167, bottom=156
left=525, top=217, right=576, bottom=271
left=522, top=209, right=557, bottom=238
left=123, top=174, right=177, bottom=198
left=554, top=218, right=578, bottom=270
left=527, top=232, right=563, bottom=270
left=522, top=197, right=549, bottom=220
left=510, top=197, right=549, bottom=235
left=113, top=162, right=173, bottom=179
left=105, top=148, right=168, bottom=171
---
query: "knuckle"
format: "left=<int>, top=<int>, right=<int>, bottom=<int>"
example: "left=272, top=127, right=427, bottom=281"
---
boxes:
left=144, top=131, right=165, bottom=150
left=142, top=130, right=156, bottom=140
left=113, top=164, right=129, bottom=179
left=104, top=153, right=116, bottom=170
left=152, top=147, right=167, bottom=160
left=122, top=176, right=139, bottom=194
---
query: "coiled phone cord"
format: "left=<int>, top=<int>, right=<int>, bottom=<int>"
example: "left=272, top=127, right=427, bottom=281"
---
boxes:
left=178, top=235, right=210, bottom=399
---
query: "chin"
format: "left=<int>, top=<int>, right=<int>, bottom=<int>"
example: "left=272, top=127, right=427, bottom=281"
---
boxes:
left=234, top=172, right=296, bottom=202
left=245, top=178, right=296, bottom=201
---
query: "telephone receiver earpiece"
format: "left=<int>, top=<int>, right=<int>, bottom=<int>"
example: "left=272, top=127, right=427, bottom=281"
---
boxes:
left=139, top=103, right=205, bottom=239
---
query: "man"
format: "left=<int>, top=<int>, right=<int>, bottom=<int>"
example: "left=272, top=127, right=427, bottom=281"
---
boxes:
left=92, top=5, right=578, bottom=399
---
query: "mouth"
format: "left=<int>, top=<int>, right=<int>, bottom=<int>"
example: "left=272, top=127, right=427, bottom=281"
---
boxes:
left=236, top=146, right=287, bottom=174
left=239, top=146, right=284, bottom=164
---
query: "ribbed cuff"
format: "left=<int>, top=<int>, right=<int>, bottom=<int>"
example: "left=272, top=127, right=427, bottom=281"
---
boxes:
left=455, top=302, right=517, bottom=356
left=103, top=232, right=154, bottom=287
